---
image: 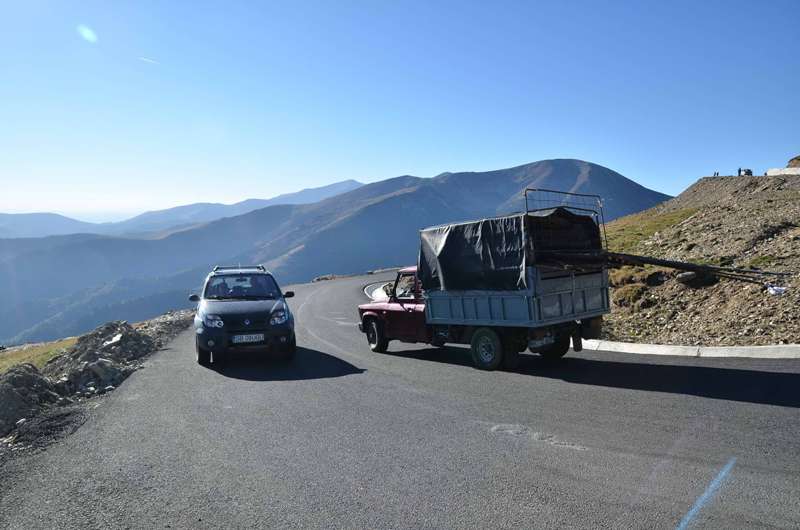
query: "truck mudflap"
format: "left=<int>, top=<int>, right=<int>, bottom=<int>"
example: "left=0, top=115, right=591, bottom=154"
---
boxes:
left=571, top=328, right=583, bottom=352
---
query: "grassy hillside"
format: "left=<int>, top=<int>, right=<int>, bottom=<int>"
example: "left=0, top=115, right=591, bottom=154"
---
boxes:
left=0, top=338, right=77, bottom=374
left=605, top=208, right=699, bottom=253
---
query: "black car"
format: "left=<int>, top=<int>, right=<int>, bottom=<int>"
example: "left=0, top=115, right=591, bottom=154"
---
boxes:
left=189, top=265, right=296, bottom=366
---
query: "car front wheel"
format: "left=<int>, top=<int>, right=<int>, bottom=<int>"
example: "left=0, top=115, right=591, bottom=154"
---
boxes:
left=196, top=343, right=211, bottom=366
left=281, top=334, right=297, bottom=361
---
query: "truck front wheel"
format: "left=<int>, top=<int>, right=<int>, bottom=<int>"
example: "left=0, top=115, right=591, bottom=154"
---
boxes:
left=366, top=319, right=389, bottom=353
left=470, top=328, right=504, bottom=370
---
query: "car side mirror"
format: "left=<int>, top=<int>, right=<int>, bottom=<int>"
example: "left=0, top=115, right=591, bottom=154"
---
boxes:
left=284, top=291, right=295, bottom=298
left=189, top=294, right=200, bottom=302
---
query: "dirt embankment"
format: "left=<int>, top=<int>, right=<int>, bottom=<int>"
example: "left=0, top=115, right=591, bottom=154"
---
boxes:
left=0, top=310, right=194, bottom=447
left=604, top=175, right=800, bottom=346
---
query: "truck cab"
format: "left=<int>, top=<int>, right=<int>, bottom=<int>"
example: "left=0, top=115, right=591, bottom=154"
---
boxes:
left=357, top=267, right=431, bottom=351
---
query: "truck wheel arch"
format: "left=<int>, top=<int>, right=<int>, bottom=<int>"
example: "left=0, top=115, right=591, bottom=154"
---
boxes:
left=361, top=311, right=381, bottom=326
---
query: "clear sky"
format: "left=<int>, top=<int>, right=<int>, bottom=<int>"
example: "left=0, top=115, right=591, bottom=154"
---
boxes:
left=1, top=0, right=797, bottom=221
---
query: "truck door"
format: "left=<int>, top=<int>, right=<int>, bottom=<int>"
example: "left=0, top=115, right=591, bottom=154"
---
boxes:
left=407, top=276, right=429, bottom=342
left=384, top=272, right=420, bottom=341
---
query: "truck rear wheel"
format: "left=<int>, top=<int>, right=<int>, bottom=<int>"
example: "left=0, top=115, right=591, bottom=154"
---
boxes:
left=538, top=333, right=570, bottom=360
left=470, top=328, right=504, bottom=370
left=366, top=319, right=389, bottom=353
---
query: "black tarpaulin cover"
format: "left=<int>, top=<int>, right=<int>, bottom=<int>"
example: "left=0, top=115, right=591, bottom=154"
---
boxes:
left=527, top=207, right=603, bottom=254
left=419, top=214, right=527, bottom=291
left=418, top=208, right=601, bottom=291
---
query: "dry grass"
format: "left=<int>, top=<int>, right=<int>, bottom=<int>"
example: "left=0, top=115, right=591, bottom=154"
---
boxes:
left=605, top=208, right=698, bottom=253
left=746, top=255, right=777, bottom=269
left=0, top=338, right=77, bottom=375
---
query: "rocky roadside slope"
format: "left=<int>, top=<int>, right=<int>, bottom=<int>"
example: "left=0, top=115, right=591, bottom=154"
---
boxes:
left=603, top=175, right=799, bottom=346
left=0, top=310, right=193, bottom=451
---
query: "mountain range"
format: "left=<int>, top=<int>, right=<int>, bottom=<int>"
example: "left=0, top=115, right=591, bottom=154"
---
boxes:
left=0, top=159, right=670, bottom=344
left=0, top=179, right=363, bottom=238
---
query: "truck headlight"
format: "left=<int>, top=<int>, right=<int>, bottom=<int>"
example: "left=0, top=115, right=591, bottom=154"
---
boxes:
left=203, top=314, right=224, bottom=328
left=270, top=310, right=288, bottom=325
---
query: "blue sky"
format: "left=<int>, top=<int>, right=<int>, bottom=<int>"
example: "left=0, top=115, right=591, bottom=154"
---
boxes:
left=1, top=1, right=797, bottom=221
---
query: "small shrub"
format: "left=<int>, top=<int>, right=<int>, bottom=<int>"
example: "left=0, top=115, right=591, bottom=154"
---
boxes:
left=612, top=283, right=647, bottom=307
left=609, top=266, right=670, bottom=287
left=747, top=255, right=776, bottom=269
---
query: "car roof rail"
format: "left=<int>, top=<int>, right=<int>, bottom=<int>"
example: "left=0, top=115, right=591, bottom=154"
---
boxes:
left=212, top=265, right=266, bottom=272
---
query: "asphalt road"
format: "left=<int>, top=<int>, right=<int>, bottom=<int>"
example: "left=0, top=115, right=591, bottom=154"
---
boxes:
left=1, top=273, right=799, bottom=529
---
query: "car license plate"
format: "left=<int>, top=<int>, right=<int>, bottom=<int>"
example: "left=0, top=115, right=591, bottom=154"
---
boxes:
left=232, top=333, right=265, bottom=344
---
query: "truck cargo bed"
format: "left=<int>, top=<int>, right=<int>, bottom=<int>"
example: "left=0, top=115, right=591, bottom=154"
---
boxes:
left=424, top=267, right=609, bottom=327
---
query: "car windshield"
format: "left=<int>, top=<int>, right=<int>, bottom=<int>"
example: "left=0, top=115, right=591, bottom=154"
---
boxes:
left=204, top=274, right=280, bottom=300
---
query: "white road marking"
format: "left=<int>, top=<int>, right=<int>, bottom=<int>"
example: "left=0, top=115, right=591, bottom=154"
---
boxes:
left=294, top=286, right=354, bottom=356
left=489, top=423, right=588, bottom=451
left=675, top=457, right=737, bottom=530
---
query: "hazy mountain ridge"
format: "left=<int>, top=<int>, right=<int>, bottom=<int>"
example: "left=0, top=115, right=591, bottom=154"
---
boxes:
left=0, top=213, right=102, bottom=239
left=114, top=179, right=364, bottom=234
left=2, top=159, right=669, bottom=343
left=0, top=179, right=363, bottom=239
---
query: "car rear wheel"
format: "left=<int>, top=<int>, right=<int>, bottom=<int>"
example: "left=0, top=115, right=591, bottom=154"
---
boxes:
left=366, top=319, right=388, bottom=353
left=470, top=327, right=503, bottom=370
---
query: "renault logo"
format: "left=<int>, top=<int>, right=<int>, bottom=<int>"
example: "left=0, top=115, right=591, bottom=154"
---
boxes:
left=244, top=319, right=250, bottom=326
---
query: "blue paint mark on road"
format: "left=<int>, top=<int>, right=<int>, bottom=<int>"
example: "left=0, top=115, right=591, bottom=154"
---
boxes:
left=676, top=457, right=737, bottom=530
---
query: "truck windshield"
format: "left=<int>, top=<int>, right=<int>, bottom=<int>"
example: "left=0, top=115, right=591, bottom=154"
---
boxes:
left=204, top=274, right=280, bottom=300
left=395, top=274, right=417, bottom=299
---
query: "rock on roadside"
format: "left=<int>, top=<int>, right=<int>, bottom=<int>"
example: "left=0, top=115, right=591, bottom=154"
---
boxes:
left=41, top=321, right=155, bottom=394
left=1, top=310, right=194, bottom=442
left=0, top=364, right=61, bottom=437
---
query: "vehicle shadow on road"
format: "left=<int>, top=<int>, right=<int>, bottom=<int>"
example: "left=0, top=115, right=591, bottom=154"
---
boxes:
left=388, top=347, right=800, bottom=408
left=531, top=355, right=800, bottom=408
left=213, top=347, right=366, bottom=381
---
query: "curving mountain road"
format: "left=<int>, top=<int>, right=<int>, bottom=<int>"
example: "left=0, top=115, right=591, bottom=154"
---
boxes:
left=1, top=273, right=799, bottom=529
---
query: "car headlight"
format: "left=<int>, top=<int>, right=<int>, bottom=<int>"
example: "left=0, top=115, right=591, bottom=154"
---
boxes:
left=270, top=310, right=288, bottom=325
left=203, top=314, right=224, bottom=328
